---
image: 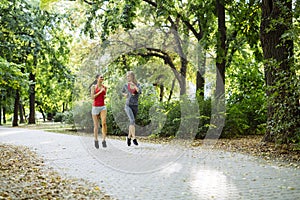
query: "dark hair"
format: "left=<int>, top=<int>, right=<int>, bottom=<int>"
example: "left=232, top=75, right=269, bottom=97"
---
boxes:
left=89, top=74, right=100, bottom=90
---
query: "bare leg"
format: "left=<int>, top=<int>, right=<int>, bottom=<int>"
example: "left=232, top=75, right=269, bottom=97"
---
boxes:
left=130, top=124, right=138, bottom=145
left=100, top=109, right=107, bottom=141
left=129, top=125, right=135, bottom=139
left=92, top=114, right=99, bottom=141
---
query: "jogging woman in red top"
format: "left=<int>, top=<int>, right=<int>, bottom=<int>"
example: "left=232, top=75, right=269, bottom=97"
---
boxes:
left=91, top=74, right=107, bottom=148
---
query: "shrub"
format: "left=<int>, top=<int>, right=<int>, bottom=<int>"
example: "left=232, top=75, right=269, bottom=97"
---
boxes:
left=72, top=100, right=93, bottom=132
left=223, top=91, right=266, bottom=138
left=195, top=97, right=211, bottom=139
left=53, top=112, right=64, bottom=122
left=63, top=111, right=74, bottom=125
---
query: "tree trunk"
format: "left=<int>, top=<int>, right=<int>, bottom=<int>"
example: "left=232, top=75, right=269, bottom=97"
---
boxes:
left=168, top=78, right=176, bottom=102
left=19, top=67, right=25, bottom=124
left=19, top=101, right=25, bottom=123
left=159, top=85, right=164, bottom=102
left=39, top=107, right=46, bottom=122
left=215, top=0, right=226, bottom=99
left=196, top=55, right=206, bottom=98
left=153, top=83, right=164, bottom=102
left=3, top=107, right=6, bottom=124
left=28, top=72, right=36, bottom=124
left=12, top=90, right=20, bottom=127
left=260, top=0, right=298, bottom=143
left=0, top=105, right=2, bottom=125
left=207, top=0, right=227, bottom=140
left=22, top=105, right=26, bottom=123
left=170, top=20, right=187, bottom=95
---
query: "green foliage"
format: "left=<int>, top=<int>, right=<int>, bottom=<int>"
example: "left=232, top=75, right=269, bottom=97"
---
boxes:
left=72, top=100, right=93, bottom=132
left=266, top=66, right=300, bottom=144
left=158, top=100, right=181, bottom=137
left=195, top=96, right=212, bottom=139
left=106, top=104, right=124, bottom=136
left=225, top=56, right=266, bottom=137
left=53, top=112, right=64, bottom=122
left=62, top=111, right=74, bottom=125
left=53, top=111, right=74, bottom=124
left=226, top=0, right=262, bottom=61
left=0, top=0, right=74, bottom=123
left=225, top=96, right=266, bottom=138
left=1, top=0, right=298, bottom=146
left=0, top=57, right=27, bottom=90
left=40, top=0, right=59, bottom=10
left=260, top=0, right=299, bottom=144
left=0, top=57, right=29, bottom=115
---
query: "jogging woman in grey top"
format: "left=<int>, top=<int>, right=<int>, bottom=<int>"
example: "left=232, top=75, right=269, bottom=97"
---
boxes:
left=121, top=71, right=142, bottom=146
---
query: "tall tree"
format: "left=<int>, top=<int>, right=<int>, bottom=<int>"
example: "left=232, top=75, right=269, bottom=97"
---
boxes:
left=65, top=0, right=216, bottom=96
left=0, top=58, right=27, bottom=126
left=260, top=0, right=300, bottom=143
left=0, top=0, right=73, bottom=125
left=215, top=0, right=226, bottom=98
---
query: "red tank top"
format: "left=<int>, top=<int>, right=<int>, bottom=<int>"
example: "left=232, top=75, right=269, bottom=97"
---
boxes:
left=93, top=85, right=106, bottom=106
left=128, top=83, right=137, bottom=94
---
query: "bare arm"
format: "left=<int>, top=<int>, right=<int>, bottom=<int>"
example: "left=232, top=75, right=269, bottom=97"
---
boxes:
left=91, top=85, right=106, bottom=99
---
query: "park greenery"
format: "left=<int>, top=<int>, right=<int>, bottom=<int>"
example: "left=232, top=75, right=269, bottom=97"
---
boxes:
left=0, top=0, right=299, bottom=147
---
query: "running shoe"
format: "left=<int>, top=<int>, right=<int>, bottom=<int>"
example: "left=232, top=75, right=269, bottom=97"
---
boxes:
left=133, top=138, right=138, bottom=146
left=127, top=137, right=131, bottom=146
left=94, top=140, right=99, bottom=149
left=102, top=140, right=107, bottom=148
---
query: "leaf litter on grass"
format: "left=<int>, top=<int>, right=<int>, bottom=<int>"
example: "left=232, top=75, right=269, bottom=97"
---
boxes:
left=0, top=144, right=112, bottom=200
left=204, top=135, right=300, bottom=168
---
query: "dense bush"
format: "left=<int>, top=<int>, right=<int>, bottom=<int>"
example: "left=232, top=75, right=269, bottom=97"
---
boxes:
left=224, top=61, right=267, bottom=138
left=62, top=111, right=74, bottom=125
left=66, top=86, right=267, bottom=140
left=158, top=100, right=181, bottom=137
left=72, top=100, right=93, bottom=132
left=106, top=98, right=127, bottom=136
left=266, top=70, right=300, bottom=144
left=53, top=112, right=64, bottom=122
left=224, top=92, right=266, bottom=138
left=195, top=97, right=212, bottom=139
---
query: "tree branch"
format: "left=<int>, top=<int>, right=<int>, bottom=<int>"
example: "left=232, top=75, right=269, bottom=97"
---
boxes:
left=142, top=0, right=157, bottom=7
left=129, top=48, right=182, bottom=81
left=142, top=0, right=202, bottom=40
left=82, top=0, right=96, bottom=5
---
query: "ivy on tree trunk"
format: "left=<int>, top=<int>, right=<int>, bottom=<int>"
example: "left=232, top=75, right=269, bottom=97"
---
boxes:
left=260, top=0, right=299, bottom=144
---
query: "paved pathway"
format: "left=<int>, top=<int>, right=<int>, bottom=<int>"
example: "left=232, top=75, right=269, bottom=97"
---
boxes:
left=1, top=126, right=299, bottom=200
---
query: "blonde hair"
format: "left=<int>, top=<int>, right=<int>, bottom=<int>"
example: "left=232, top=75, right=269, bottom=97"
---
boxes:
left=127, top=71, right=138, bottom=85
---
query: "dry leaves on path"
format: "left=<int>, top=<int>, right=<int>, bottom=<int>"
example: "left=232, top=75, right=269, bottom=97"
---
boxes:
left=0, top=144, right=112, bottom=200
